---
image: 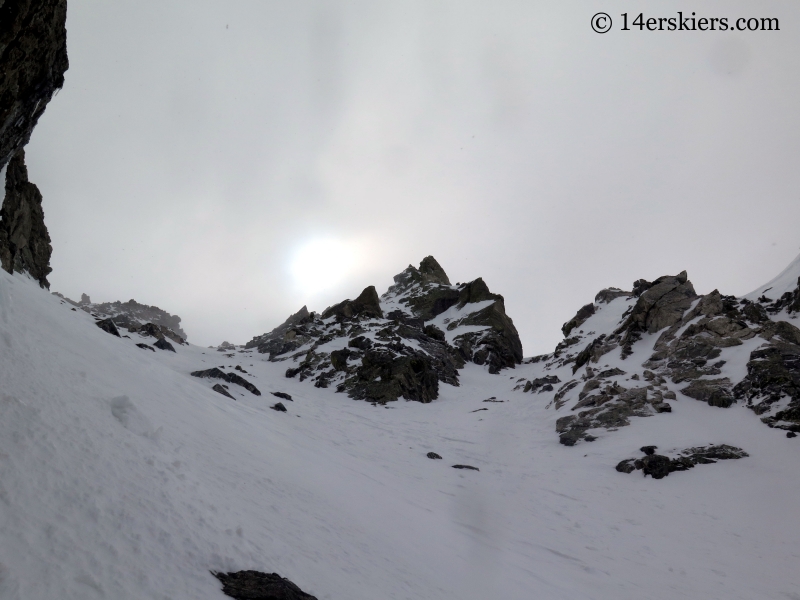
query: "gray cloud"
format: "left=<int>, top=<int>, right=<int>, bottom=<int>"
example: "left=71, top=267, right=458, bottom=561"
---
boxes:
left=24, top=0, right=800, bottom=353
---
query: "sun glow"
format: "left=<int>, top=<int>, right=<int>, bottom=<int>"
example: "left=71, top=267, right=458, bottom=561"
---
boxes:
left=289, top=238, right=359, bottom=296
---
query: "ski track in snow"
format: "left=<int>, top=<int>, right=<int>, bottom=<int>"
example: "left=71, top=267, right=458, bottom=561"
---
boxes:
left=0, top=270, right=799, bottom=599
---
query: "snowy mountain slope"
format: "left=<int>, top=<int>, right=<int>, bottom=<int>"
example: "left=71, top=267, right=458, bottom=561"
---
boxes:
left=739, top=251, right=800, bottom=320
left=2, top=263, right=800, bottom=599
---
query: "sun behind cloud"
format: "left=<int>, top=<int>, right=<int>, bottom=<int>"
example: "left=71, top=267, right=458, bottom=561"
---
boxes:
left=289, top=237, right=360, bottom=297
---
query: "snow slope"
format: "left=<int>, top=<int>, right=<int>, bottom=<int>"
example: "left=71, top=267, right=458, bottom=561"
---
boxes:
left=744, top=251, right=800, bottom=301
left=1, top=269, right=799, bottom=599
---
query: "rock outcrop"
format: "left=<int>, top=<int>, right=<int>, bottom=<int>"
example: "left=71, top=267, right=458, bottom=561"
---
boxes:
left=616, top=271, right=698, bottom=358
left=244, top=306, right=311, bottom=350
left=56, top=293, right=188, bottom=341
left=0, top=150, right=52, bottom=286
left=213, top=570, right=318, bottom=600
left=0, top=0, right=67, bottom=285
left=320, top=285, right=383, bottom=321
left=191, top=367, right=262, bottom=396
left=734, top=322, right=800, bottom=432
left=243, top=256, right=523, bottom=404
left=212, top=384, right=234, bottom=399
left=521, top=257, right=800, bottom=445
left=616, top=445, right=748, bottom=479
left=153, top=337, right=175, bottom=352
left=128, top=321, right=186, bottom=346
left=562, top=303, right=595, bottom=337
left=0, top=0, right=69, bottom=171
left=95, top=317, right=120, bottom=337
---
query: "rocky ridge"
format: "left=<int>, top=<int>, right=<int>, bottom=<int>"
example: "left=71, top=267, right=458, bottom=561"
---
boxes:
left=243, top=256, right=523, bottom=404
left=512, top=263, right=800, bottom=447
left=54, top=291, right=188, bottom=340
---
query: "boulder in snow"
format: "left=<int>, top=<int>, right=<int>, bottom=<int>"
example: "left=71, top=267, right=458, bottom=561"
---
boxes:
left=154, top=338, right=176, bottom=352
left=96, top=318, right=120, bottom=337
left=213, top=570, right=317, bottom=600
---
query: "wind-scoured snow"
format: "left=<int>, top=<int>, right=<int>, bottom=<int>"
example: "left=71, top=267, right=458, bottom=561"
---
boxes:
left=1, top=269, right=799, bottom=599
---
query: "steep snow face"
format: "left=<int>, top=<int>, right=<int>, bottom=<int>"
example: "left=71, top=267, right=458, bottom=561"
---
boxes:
left=744, top=251, right=800, bottom=301
left=740, top=251, right=800, bottom=319
left=2, top=268, right=800, bottom=599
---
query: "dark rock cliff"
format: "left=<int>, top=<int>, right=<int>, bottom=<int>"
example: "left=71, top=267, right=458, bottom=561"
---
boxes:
left=0, top=149, right=52, bottom=286
left=0, top=0, right=68, bottom=170
left=0, top=0, right=68, bottom=286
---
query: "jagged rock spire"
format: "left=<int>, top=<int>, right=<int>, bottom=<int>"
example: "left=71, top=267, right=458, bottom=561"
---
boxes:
left=0, top=150, right=53, bottom=287
left=390, top=255, right=451, bottom=292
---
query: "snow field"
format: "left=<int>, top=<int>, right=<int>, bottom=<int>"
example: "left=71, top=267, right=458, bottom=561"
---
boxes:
left=1, top=270, right=799, bottom=599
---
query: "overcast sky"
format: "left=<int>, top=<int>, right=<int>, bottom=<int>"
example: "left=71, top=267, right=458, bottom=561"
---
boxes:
left=23, top=0, right=800, bottom=354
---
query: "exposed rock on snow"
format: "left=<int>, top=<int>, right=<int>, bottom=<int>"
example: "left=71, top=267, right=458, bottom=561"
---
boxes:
left=0, top=151, right=52, bottom=286
left=595, top=287, right=631, bottom=304
left=452, top=464, right=479, bottom=471
left=154, top=337, right=176, bottom=352
left=616, top=445, right=749, bottom=479
left=426, top=452, right=442, bottom=459
left=95, top=317, right=120, bottom=337
left=562, top=303, right=595, bottom=337
left=212, top=383, right=235, bottom=399
left=340, top=348, right=443, bottom=404
left=680, top=378, right=733, bottom=408
left=214, top=570, right=318, bottom=600
left=616, top=271, right=697, bottom=358
left=56, top=293, right=188, bottom=341
left=271, top=402, right=287, bottom=412
left=129, top=321, right=187, bottom=346
left=734, top=336, right=800, bottom=432
left=516, top=375, right=561, bottom=393
left=271, top=391, right=293, bottom=401
left=191, top=367, right=262, bottom=396
left=244, top=305, right=312, bottom=351
left=320, top=285, right=383, bottom=321
left=529, top=259, right=800, bottom=445
left=0, top=0, right=68, bottom=171
left=555, top=387, right=655, bottom=446
left=136, top=342, right=155, bottom=352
